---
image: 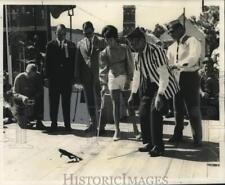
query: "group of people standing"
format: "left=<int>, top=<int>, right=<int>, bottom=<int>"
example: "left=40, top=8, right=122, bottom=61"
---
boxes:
left=13, top=19, right=203, bottom=157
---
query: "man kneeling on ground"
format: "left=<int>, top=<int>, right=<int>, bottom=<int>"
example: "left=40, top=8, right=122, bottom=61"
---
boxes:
left=13, top=63, right=46, bottom=130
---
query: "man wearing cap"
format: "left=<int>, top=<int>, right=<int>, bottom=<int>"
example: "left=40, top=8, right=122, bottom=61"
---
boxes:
left=167, top=20, right=203, bottom=146
left=13, top=63, right=45, bottom=129
left=45, top=24, right=76, bottom=132
left=127, top=27, right=179, bottom=157
left=75, top=21, right=106, bottom=133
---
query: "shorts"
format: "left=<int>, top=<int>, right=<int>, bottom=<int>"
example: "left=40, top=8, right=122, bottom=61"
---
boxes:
left=108, top=74, right=127, bottom=91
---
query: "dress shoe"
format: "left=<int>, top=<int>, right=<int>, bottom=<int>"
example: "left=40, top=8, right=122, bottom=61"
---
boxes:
left=18, top=122, right=34, bottom=129
left=47, top=123, right=58, bottom=132
left=18, top=123, right=26, bottom=129
left=193, top=140, right=202, bottom=147
left=65, top=126, right=72, bottom=132
left=36, top=120, right=46, bottom=130
left=168, top=134, right=183, bottom=143
left=138, top=144, right=153, bottom=152
left=149, top=145, right=164, bottom=157
left=64, top=123, right=72, bottom=131
left=26, top=122, right=35, bottom=129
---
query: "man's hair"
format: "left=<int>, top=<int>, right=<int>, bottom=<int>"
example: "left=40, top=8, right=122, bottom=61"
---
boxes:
left=167, top=20, right=185, bottom=33
left=56, top=24, right=66, bottom=30
left=101, top=25, right=118, bottom=39
left=126, top=27, right=145, bottom=40
left=26, top=64, right=37, bottom=73
left=82, top=21, right=94, bottom=30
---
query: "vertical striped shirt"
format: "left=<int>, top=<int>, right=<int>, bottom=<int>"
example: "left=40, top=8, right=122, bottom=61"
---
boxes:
left=131, top=43, right=179, bottom=99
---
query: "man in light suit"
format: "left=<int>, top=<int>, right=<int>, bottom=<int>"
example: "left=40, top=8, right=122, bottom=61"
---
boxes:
left=167, top=20, right=202, bottom=147
left=45, top=24, right=76, bottom=132
left=75, top=21, right=106, bottom=133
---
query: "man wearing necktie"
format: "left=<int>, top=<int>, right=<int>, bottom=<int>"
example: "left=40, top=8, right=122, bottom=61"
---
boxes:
left=45, top=24, right=76, bottom=132
left=127, top=27, right=179, bottom=157
left=167, top=20, right=202, bottom=147
left=75, top=21, right=106, bottom=134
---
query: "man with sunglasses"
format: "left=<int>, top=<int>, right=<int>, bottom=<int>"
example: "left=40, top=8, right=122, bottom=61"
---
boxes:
left=75, top=21, right=106, bottom=134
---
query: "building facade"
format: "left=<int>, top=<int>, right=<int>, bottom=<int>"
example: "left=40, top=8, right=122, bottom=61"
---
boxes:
left=123, top=5, right=136, bottom=36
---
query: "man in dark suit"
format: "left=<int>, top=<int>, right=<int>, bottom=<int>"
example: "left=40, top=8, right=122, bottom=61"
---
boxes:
left=75, top=21, right=106, bottom=133
left=45, top=24, right=76, bottom=132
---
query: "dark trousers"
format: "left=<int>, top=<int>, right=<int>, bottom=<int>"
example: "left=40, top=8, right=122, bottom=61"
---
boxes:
left=49, top=79, right=72, bottom=127
left=139, top=83, right=167, bottom=147
left=33, top=94, right=43, bottom=120
left=173, top=71, right=202, bottom=142
left=82, top=79, right=101, bottom=127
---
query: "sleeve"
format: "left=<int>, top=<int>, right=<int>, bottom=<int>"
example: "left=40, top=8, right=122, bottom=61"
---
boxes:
left=131, top=65, right=140, bottom=94
left=125, top=45, right=134, bottom=81
left=98, top=38, right=107, bottom=51
left=166, top=45, right=181, bottom=82
left=45, top=42, right=51, bottom=78
left=153, top=47, right=170, bottom=95
left=13, top=76, right=28, bottom=104
left=74, top=43, right=82, bottom=82
left=99, top=50, right=109, bottom=87
left=177, top=37, right=201, bottom=68
left=131, top=54, right=140, bottom=94
left=166, top=46, right=175, bottom=66
left=69, top=42, right=76, bottom=81
left=157, top=66, right=170, bottom=95
left=79, top=41, right=91, bottom=67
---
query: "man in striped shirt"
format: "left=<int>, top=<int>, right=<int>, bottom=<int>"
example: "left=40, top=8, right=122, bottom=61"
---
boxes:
left=126, top=27, right=179, bottom=157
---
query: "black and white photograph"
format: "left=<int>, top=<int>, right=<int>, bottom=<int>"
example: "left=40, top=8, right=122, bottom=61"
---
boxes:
left=1, top=0, right=225, bottom=185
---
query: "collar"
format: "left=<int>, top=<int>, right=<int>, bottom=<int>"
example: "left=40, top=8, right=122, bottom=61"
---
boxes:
left=178, top=34, right=186, bottom=44
left=140, top=43, right=148, bottom=55
left=56, top=38, right=65, bottom=46
left=137, top=43, right=147, bottom=64
left=24, top=72, right=29, bottom=78
left=85, top=35, right=97, bottom=43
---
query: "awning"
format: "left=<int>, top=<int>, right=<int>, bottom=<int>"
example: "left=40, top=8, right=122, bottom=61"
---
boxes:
left=49, top=5, right=76, bottom=19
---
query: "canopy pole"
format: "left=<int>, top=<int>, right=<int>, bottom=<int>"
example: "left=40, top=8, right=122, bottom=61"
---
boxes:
left=5, top=5, right=13, bottom=85
left=183, top=8, right=186, bottom=30
left=68, top=8, right=74, bottom=41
